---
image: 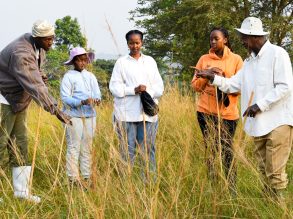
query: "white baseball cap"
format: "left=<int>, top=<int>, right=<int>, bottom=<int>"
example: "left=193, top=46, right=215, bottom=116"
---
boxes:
left=235, top=17, right=269, bottom=36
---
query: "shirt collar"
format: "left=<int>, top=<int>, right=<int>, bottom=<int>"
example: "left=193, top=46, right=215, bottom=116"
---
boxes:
left=250, top=40, right=270, bottom=58
left=127, top=53, right=144, bottom=61
left=73, top=69, right=86, bottom=73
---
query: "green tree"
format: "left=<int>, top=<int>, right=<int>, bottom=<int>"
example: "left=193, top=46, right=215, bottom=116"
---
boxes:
left=252, top=0, right=293, bottom=56
left=54, top=15, right=87, bottom=51
left=90, top=59, right=116, bottom=100
left=44, top=16, right=116, bottom=98
left=44, top=49, right=68, bottom=96
left=44, top=16, right=89, bottom=96
left=131, top=0, right=293, bottom=81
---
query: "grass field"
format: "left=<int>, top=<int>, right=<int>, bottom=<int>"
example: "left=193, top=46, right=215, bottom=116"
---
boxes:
left=0, top=86, right=292, bottom=218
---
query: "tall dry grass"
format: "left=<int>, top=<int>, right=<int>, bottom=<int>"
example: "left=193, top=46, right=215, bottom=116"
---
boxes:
left=0, top=85, right=292, bottom=218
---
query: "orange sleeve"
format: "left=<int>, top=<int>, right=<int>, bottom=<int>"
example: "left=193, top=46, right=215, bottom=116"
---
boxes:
left=191, top=56, right=209, bottom=92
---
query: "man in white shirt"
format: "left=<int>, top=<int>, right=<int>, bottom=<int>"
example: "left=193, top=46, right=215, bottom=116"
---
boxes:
left=109, top=30, right=164, bottom=179
left=196, top=17, right=293, bottom=202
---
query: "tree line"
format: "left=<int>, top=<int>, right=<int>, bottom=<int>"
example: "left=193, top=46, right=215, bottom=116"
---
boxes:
left=130, top=0, right=293, bottom=81
left=44, top=16, right=115, bottom=99
left=45, top=1, right=292, bottom=96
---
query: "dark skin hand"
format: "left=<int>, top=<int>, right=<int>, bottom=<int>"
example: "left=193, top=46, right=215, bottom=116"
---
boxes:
left=195, top=68, right=216, bottom=81
left=81, top=98, right=100, bottom=106
left=41, top=74, right=48, bottom=85
left=243, top=104, right=261, bottom=117
left=134, top=84, right=146, bottom=94
left=55, top=108, right=72, bottom=125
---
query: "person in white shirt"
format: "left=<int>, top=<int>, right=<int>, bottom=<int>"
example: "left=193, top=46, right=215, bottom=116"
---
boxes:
left=196, top=17, right=293, bottom=203
left=61, top=47, right=101, bottom=185
left=109, top=30, right=164, bottom=178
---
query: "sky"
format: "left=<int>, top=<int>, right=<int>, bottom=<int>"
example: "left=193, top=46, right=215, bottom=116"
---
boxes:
left=0, top=0, right=139, bottom=59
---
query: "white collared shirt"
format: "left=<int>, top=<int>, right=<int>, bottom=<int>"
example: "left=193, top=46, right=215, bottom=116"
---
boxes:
left=213, top=40, right=293, bottom=137
left=109, top=54, right=164, bottom=122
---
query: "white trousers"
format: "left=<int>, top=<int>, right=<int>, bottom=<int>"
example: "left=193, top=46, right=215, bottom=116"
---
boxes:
left=65, top=117, right=96, bottom=180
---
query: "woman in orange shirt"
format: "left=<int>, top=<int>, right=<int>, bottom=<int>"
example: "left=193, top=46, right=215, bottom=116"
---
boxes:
left=191, top=27, right=243, bottom=193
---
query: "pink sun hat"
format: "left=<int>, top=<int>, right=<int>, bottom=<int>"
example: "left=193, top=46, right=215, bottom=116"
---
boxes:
left=64, top=47, right=95, bottom=65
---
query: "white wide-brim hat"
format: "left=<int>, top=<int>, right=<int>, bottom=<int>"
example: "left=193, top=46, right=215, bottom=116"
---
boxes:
left=235, top=17, right=269, bottom=36
left=64, top=47, right=95, bottom=65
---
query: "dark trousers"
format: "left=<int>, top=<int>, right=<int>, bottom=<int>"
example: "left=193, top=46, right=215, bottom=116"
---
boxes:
left=197, top=112, right=238, bottom=187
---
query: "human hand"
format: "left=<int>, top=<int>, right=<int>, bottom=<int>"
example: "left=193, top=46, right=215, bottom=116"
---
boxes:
left=134, top=84, right=147, bottom=94
left=243, top=104, right=260, bottom=117
left=195, top=69, right=215, bottom=81
left=94, top=99, right=101, bottom=106
left=42, top=74, right=48, bottom=85
left=210, top=67, right=225, bottom=76
left=81, top=98, right=101, bottom=106
left=55, top=109, right=72, bottom=125
left=81, top=98, right=94, bottom=105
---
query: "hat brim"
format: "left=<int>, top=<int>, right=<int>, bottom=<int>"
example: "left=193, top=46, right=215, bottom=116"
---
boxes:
left=235, top=28, right=269, bottom=36
left=64, top=52, right=95, bottom=65
left=64, top=59, right=73, bottom=65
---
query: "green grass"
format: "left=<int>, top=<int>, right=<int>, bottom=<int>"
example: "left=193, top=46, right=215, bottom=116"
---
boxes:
left=0, top=86, right=292, bottom=218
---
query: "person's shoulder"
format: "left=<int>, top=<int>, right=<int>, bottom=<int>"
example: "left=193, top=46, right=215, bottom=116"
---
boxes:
left=112, top=55, right=128, bottom=66
left=84, top=70, right=97, bottom=78
left=230, top=52, right=243, bottom=61
left=198, top=53, right=210, bottom=60
left=8, top=34, right=33, bottom=55
left=62, top=70, right=70, bottom=77
left=263, top=42, right=289, bottom=60
left=116, top=55, right=129, bottom=62
left=195, top=54, right=210, bottom=65
left=270, top=43, right=288, bottom=54
left=142, top=54, right=157, bottom=63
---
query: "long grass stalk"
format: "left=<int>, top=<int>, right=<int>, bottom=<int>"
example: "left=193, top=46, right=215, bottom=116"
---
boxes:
left=29, top=107, right=42, bottom=195
left=51, top=126, right=67, bottom=190
left=215, top=86, right=223, bottom=176
left=229, top=92, right=255, bottom=178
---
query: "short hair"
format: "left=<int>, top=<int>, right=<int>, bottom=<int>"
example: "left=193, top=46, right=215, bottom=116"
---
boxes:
left=125, top=30, right=143, bottom=42
left=210, top=27, right=233, bottom=51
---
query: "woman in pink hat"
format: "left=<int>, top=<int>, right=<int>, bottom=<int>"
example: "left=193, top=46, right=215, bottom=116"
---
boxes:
left=60, top=47, right=101, bottom=187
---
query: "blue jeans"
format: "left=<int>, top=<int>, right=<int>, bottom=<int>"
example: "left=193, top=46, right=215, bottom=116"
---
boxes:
left=115, top=119, right=158, bottom=174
